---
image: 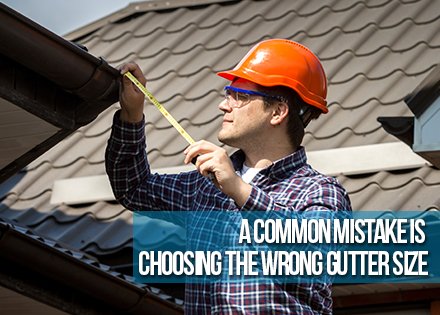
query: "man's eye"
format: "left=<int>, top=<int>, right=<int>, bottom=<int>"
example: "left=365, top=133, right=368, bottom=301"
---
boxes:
left=236, top=93, right=248, bottom=102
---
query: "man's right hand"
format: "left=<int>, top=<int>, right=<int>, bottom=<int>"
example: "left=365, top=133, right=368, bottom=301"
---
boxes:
left=117, top=62, right=146, bottom=123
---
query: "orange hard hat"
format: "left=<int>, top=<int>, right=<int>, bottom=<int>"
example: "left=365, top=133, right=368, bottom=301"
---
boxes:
left=217, top=39, right=328, bottom=113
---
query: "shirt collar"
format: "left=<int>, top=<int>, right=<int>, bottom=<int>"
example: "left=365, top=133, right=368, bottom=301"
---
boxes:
left=230, top=146, right=308, bottom=179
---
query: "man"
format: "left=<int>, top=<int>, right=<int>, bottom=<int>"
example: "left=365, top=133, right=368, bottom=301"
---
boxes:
left=106, top=39, right=352, bottom=314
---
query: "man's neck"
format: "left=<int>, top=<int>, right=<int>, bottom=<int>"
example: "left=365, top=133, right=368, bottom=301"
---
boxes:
left=243, top=145, right=297, bottom=169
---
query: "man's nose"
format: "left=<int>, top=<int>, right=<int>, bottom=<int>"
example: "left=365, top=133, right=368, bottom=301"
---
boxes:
left=219, top=98, right=231, bottom=112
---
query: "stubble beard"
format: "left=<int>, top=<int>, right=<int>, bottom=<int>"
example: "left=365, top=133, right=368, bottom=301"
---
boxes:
left=218, top=129, right=239, bottom=148
left=218, top=126, right=263, bottom=152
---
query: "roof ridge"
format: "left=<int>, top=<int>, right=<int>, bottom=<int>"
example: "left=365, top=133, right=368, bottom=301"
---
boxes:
left=138, top=55, right=438, bottom=85
left=77, top=111, right=223, bottom=138
left=328, top=96, right=407, bottom=110
left=18, top=141, right=227, bottom=172
left=104, top=39, right=258, bottom=64
left=347, top=172, right=440, bottom=195
left=24, top=157, right=103, bottom=173
left=286, top=14, right=440, bottom=40
left=102, top=19, right=440, bottom=65
left=146, top=142, right=227, bottom=158
left=305, top=125, right=383, bottom=141
left=145, top=114, right=223, bottom=130
left=146, top=65, right=215, bottom=82
left=73, top=0, right=395, bottom=44
left=81, top=238, right=134, bottom=253
left=157, top=87, right=222, bottom=103
left=25, top=206, right=127, bottom=227
left=329, top=63, right=438, bottom=85
left=320, top=41, right=440, bottom=61
left=65, top=0, right=236, bottom=41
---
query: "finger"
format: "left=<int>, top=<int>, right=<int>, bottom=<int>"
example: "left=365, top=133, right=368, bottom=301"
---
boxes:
left=116, top=62, right=127, bottom=71
left=184, top=142, right=209, bottom=165
left=183, top=143, right=199, bottom=164
left=191, top=151, right=211, bottom=167
left=121, top=74, right=140, bottom=91
left=117, top=62, right=135, bottom=75
left=118, top=62, right=147, bottom=86
left=193, top=153, right=217, bottom=181
left=185, top=141, right=218, bottom=157
left=184, top=147, right=199, bottom=165
left=117, top=61, right=135, bottom=74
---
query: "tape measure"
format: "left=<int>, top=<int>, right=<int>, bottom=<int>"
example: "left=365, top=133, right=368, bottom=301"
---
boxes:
left=124, top=71, right=214, bottom=181
left=124, top=71, right=195, bottom=145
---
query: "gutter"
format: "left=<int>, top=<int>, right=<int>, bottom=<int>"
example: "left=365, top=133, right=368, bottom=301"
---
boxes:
left=0, top=3, right=121, bottom=184
left=0, top=2, right=119, bottom=103
left=0, top=219, right=184, bottom=314
left=378, top=63, right=440, bottom=169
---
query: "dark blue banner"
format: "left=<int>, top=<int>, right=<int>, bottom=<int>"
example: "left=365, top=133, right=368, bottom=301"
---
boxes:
left=132, top=210, right=440, bottom=284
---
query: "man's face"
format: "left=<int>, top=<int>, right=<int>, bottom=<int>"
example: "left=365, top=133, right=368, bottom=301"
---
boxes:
left=218, top=78, right=274, bottom=150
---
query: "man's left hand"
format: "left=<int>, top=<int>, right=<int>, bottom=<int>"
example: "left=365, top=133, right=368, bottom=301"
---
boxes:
left=184, top=141, right=252, bottom=207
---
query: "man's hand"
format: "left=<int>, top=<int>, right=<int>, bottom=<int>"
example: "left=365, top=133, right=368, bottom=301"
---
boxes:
left=117, top=62, right=146, bottom=123
left=184, top=141, right=252, bottom=207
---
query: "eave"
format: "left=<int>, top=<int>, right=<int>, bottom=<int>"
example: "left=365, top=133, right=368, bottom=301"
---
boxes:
left=0, top=218, right=184, bottom=314
left=0, top=3, right=120, bottom=184
left=378, top=63, right=440, bottom=169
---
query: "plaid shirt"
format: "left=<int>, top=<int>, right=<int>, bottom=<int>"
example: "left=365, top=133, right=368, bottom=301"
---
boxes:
left=106, top=111, right=352, bottom=315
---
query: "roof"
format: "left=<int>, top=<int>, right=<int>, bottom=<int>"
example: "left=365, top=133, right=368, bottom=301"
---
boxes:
left=379, top=62, right=440, bottom=168
left=0, top=217, right=183, bottom=314
left=0, top=3, right=120, bottom=184
left=0, top=2, right=184, bottom=311
left=1, top=0, right=440, bottom=292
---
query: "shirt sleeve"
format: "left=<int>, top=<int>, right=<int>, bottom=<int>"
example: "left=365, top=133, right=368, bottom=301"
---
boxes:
left=105, top=110, right=203, bottom=224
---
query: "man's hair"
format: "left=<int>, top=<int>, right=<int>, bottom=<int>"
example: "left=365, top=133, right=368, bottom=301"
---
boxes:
left=257, top=85, right=322, bottom=149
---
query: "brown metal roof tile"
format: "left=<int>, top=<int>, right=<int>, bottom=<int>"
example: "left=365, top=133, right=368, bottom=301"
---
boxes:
left=2, top=0, right=440, bottom=263
left=302, top=128, right=398, bottom=151
left=326, top=45, right=440, bottom=84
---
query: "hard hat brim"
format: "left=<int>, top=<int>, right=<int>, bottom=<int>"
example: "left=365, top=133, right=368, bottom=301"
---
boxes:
left=217, top=69, right=329, bottom=114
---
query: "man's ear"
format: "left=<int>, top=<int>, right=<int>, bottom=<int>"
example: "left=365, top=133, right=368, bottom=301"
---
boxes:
left=270, top=102, right=289, bottom=126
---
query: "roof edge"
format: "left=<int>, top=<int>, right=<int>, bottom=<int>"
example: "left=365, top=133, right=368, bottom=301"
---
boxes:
left=404, top=63, right=440, bottom=117
left=65, top=0, right=240, bottom=41
left=0, top=3, right=122, bottom=184
left=0, top=3, right=120, bottom=100
left=377, top=116, right=414, bottom=147
left=0, top=219, right=184, bottom=314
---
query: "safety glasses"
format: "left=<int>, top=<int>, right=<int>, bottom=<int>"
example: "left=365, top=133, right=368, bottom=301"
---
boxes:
left=224, top=86, right=313, bottom=127
left=224, top=86, right=280, bottom=108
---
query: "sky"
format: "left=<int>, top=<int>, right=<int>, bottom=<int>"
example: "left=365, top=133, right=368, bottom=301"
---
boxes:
left=1, top=0, right=140, bottom=36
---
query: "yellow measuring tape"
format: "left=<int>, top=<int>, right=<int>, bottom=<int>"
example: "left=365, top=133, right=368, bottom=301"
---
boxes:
left=124, top=71, right=195, bottom=145
left=125, top=71, right=214, bottom=181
